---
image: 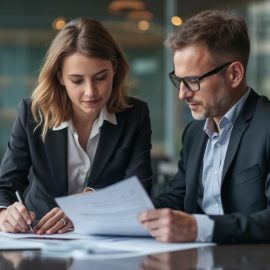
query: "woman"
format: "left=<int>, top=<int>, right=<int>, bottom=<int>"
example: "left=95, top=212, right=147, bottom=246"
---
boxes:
left=0, top=18, right=152, bottom=234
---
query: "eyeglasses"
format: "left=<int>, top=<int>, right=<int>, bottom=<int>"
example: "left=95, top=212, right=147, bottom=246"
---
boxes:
left=168, top=61, right=233, bottom=92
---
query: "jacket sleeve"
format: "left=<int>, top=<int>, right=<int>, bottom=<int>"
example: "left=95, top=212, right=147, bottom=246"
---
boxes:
left=0, top=99, right=32, bottom=206
left=210, top=208, right=270, bottom=244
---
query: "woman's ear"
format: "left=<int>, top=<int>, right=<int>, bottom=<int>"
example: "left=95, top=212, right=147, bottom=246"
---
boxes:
left=57, top=71, right=64, bottom=85
left=228, top=61, right=245, bottom=88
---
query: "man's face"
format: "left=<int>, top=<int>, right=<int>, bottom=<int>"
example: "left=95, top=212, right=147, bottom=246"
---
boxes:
left=173, top=45, right=234, bottom=123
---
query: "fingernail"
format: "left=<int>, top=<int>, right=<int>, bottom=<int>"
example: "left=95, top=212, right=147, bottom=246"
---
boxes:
left=84, top=187, right=95, bottom=192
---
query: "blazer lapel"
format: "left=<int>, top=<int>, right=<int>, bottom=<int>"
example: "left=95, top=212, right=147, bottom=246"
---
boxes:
left=44, top=128, right=68, bottom=195
left=185, top=125, right=208, bottom=212
left=222, top=90, right=259, bottom=179
left=87, top=119, right=123, bottom=186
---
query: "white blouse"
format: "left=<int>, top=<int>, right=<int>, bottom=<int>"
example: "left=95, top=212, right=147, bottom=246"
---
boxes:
left=53, top=106, right=117, bottom=194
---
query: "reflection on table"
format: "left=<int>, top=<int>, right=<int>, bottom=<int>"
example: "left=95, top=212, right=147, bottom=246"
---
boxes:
left=141, top=245, right=270, bottom=270
left=0, top=245, right=270, bottom=269
left=0, top=251, right=72, bottom=270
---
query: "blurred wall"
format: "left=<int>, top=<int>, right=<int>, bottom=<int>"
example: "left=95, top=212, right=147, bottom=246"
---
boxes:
left=0, top=0, right=269, bottom=165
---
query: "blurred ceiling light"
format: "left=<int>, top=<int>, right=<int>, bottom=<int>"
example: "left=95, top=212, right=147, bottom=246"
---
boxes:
left=52, top=17, right=66, bottom=30
left=138, top=20, right=150, bottom=31
left=109, top=0, right=145, bottom=14
left=128, top=10, right=154, bottom=20
left=171, top=16, right=182, bottom=26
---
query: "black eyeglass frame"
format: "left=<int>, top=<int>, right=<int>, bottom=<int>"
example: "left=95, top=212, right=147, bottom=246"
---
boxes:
left=168, top=61, right=234, bottom=92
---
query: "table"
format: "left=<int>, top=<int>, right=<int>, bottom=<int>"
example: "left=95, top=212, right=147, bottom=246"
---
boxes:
left=0, top=244, right=269, bottom=269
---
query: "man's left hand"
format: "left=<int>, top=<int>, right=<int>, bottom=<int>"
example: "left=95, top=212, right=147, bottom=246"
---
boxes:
left=139, top=208, right=197, bottom=242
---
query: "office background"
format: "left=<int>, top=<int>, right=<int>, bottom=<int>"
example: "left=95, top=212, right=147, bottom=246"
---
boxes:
left=0, top=0, right=269, bottom=192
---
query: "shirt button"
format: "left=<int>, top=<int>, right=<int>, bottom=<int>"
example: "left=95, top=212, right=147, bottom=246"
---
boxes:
left=216, top=203, right=219, bottom=208
left=214, top=171, right=218, bottom=175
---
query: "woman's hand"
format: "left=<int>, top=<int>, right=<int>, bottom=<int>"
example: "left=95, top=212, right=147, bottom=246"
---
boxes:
left=33, top=207, right=73, bottom=235
left=32, top=188, right=93, bottom=234
left=0, top=202, right=36, bottom=233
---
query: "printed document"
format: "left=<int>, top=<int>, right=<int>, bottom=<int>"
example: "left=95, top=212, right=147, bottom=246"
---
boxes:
left=0, top=237, right=42, bottom=250
left=55, top=176, right=154, bottom=236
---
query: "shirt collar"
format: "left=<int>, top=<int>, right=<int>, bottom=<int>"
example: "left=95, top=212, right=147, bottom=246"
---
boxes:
left=52, top=106, right=117, bottom=132
left=204, top=88, right=251, bottom=137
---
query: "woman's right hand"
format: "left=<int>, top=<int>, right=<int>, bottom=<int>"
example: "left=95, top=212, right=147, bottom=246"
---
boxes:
left=0, top=202, right=36, bottom=233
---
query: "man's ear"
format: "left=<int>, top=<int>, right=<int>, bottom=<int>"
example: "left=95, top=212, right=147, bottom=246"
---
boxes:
left=57, top=71, right=64, bottom=85
left=228, top=61, right=245, bottom=88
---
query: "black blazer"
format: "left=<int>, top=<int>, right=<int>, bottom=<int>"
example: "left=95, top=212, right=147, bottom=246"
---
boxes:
left=154, top=89, right=270, bottom=244
left=0, top=97, right=152, bottom=219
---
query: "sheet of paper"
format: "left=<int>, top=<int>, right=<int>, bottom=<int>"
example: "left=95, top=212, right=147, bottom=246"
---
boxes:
left=93, top=237, right=216, bottom=254
left=0, top=237, right=42, bottom=250
left=0, top=176, right=215, bottom=257
left=56, top=176, right=154, bottom=236
left=0, top=233, right=215, bottom=256
left=0, top=231, right=111, bottom=240
left=39, top=237, right=215, bottom=259
left=0, top=231, right=77, bottom=239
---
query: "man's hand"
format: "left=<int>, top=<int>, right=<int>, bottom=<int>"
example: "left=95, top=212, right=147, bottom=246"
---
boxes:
left=0, top=203, right=35, bottom=233
left=139, top=208, right=197, bottom=242
left=33, top=207, right=73, bottom=234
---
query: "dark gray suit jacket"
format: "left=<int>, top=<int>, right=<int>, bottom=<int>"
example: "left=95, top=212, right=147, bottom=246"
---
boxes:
left=154, top=89, right=270, bottom=244
left=0, top=97, right=152, bottom=219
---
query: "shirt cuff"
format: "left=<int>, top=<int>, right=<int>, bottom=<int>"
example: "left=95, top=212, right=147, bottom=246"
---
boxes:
left=193, top=214, right=214, bottom=242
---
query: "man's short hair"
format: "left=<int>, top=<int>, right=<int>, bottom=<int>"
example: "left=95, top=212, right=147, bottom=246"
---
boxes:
left=165, top=10, right=250, bottom=68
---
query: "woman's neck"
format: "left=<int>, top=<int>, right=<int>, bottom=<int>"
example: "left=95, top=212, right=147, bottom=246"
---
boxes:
left=72, top=112, right=99, bottom=150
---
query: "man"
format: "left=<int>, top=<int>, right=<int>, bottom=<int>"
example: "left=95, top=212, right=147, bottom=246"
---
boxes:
left=139, top=9, right=270, bottom=244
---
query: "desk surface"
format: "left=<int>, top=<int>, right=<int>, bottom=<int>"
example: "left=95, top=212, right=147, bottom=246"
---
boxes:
left=0, top=244, right=269, bottom=269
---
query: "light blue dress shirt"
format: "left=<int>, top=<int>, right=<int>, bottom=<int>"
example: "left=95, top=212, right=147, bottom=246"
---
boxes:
left=194, top=89, right=250, bottom=242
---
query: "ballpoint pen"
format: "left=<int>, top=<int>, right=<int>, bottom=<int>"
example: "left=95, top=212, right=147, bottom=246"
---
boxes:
left=15, top=190, right=33, bottom=232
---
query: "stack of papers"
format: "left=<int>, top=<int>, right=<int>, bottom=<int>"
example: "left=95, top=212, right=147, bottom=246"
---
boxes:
left=0, top=232, right=214, bottom=259
left=0, top=177, right=215, bottom=258
left=0, top=237, right=42, bottom=250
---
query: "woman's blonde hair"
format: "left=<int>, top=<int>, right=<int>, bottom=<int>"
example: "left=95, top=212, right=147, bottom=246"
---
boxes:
left=31, top=18, right=130, bottom=141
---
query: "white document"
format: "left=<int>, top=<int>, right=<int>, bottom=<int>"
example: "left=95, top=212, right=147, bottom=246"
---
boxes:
left=94, top=237, right=216, bottom=254
left=56, top=176, right=154, bottom=236
left=0, top=232, right=215, bottom=257
left=0, top=233, right=215, bottom=256
left=0, top=231, right=91, bottom=240
left=0, top=237, right=42, bottom=250
left=0, top=176, right=215, bottom=256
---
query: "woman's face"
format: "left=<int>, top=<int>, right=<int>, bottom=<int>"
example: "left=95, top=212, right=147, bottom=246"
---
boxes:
left=59, top=52, right=115, bottom=121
